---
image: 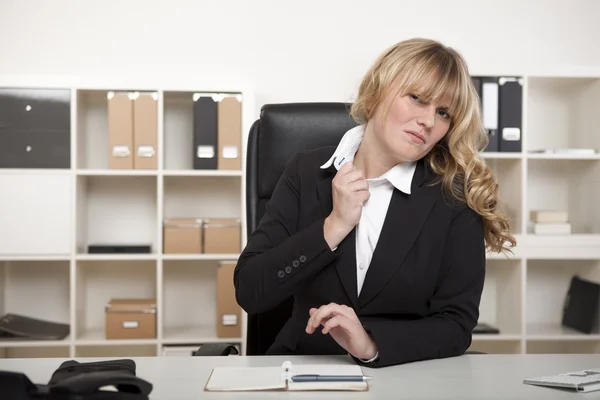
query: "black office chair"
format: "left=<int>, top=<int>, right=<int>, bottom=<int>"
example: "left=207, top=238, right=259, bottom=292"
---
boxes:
left=193, top=102, right=484, bottom=357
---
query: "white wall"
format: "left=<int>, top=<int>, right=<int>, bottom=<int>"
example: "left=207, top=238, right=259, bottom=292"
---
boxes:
left=1, top=0, right=599, bottom=117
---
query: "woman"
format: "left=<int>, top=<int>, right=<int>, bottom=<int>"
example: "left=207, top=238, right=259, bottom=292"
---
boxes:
left=234, top=38, right=516, bottom=368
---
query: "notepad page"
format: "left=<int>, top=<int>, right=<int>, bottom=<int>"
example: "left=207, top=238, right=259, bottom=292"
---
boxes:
left=288, top=364, right=368, bottom=391
left=204, top=366, right=286, bottom=391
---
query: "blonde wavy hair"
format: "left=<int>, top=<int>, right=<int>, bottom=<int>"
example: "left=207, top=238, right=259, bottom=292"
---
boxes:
left=350, top=38, right=516, bottom=254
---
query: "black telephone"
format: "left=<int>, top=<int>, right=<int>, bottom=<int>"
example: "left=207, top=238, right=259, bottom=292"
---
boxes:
left=1, top=359, right=152, bottom=399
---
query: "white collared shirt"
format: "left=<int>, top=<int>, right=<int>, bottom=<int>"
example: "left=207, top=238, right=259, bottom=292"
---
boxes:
left=320, top=124, right=417, bottom=295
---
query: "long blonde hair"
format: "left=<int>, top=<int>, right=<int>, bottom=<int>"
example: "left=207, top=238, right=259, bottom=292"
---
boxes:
left=351, top=38, right=516, bottom=254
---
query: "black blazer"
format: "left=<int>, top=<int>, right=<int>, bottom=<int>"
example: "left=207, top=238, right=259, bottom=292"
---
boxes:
left=234, top=146, right=486, bottom=368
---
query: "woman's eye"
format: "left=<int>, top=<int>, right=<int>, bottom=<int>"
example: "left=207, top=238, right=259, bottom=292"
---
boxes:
left=437, top=110, right=450, bottom=119
left=409, top=94, right=420, bottom=101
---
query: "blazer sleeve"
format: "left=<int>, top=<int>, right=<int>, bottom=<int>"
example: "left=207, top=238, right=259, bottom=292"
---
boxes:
left=234, top=152, right=339, bottom=315
left=355, top=206, right=486, bottom=368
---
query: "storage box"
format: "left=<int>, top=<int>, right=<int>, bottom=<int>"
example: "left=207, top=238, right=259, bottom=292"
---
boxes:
left=203, top=218, right=241, bottom=254
left=133, top=92, right=158, bottom=170
left=163, top=218, right=203, bottom=254
left=107, top=91, right=134, bottom=169
left=216, top=261, right=241, bottom=338
left=105, top=298, right=156, bottom=340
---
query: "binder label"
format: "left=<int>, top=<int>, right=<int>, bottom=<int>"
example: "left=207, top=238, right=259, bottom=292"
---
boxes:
left=112, top=145, right=131, bottom=157
left=222, top=314, right=238, bottom=326
left=122, top=321, right=139, bottom=329
left=502, top=127, right=521, bottom=141
left=137, top=145, right=155, bottom=158
left=222, top=145, right=239, bottom=159
left=197, top=145, right=215, bottom=159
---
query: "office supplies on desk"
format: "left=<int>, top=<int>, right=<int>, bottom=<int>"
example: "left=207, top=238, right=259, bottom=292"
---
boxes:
left=524, top=368, right=600, bottom=392
left=291, top=374, right=373, bottom=383
left=204, top=361, right=369, bottom=392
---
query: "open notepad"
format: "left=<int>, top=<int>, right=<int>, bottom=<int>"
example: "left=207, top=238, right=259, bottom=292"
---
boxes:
left=204, top=361, right=370, bottom=392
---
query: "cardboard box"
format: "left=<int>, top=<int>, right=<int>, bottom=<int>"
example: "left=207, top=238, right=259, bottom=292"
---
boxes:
left=107, top=91, right=134, bottom=169
left=203, top=218, right=241, bottom=254
left=133, top=92, right=158, bottom=169
left=163, top=218, right=203, bottom=254
left=216, top=261, right=241, bottom=338
left=217, top=95, right=242, bottom=170
left=105, top=298, right=156, bottom=340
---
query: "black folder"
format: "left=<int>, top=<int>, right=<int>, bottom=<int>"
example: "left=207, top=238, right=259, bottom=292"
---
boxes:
left=193, top=95, right=218, bottom=169
left=0, top=314, right=69, bottom=340
left=562, top=275, right=600, bottom=334
left=0, top=88, right=71, bottom=168
left=498, top=77, right=523, bottom=152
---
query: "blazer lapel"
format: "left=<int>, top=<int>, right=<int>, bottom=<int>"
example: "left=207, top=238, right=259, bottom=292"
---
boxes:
left=316, top=175, right=359, bottom=308
left=357, top=161, right=437, bottom=309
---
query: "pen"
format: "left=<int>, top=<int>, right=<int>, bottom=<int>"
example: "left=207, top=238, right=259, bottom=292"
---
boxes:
left=291, top=374, right=373, bottom=382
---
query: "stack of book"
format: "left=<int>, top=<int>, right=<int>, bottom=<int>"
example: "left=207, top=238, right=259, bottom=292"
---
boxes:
left=530, top=210, right=571, bottom=235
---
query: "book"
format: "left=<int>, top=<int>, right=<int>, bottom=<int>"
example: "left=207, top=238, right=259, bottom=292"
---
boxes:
left=203, top=361, right=370, bottom=392
left=530, top=210, right=568, bottom=224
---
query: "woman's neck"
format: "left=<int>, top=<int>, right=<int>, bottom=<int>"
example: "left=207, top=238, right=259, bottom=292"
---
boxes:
left=353, top=122, right=397, bottom=179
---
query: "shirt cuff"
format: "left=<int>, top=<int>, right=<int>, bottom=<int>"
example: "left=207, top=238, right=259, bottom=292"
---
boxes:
left=358, top=351, right=379, bottom=363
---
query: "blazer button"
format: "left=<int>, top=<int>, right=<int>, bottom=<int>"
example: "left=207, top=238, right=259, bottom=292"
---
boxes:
left=299, top=255, right=307, bottom=263
left=285, top=266, right=292, bottom=274
left=277, top=270, right=285, bottom=278
left=292, top=260, right=300, bottom=268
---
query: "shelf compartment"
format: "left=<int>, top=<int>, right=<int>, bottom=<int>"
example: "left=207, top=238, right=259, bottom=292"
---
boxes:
left=76, top=175, right=158, bottom=255
left=163, top=175, right=241, bottom=220
left=526, top=259, right=600, bottom=336
left=162, top=91, right=243, bottom=171
left=526, top=77, right=600, bottom=153
left=0, top=173, right=72, bottom=256
left=76, top=89, right=159, bottom=170
left=527, top=159, right=600, bottom=235
left=0, top=260, right=71, bottom=331
left=486, top=158, right=523, bottom=235
left=75, top=344, right=157, bottom=357
left=162, top=260, right=239, bottom=343
left=75, top=260, right=157, bottom=342
left=477, top=259, right=522, bottom=336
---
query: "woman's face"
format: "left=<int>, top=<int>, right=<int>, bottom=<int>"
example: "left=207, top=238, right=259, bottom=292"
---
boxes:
left=372, top=86, right=452, bottom=163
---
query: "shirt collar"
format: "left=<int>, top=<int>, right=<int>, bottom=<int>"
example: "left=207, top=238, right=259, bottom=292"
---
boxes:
left=320, top=124, right=417, bottom=194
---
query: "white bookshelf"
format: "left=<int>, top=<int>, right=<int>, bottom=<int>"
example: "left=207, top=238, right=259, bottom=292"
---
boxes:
left=0, top=78, right=252, bottom=359
left=1, top=73, right=600, bottom=358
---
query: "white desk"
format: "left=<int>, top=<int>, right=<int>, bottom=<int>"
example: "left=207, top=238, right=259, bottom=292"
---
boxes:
left=0, top=354, right=598, bottom=399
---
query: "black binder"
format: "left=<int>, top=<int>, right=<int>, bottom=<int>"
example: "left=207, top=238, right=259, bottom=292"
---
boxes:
left=0, top=88, right=71, bottom=168
left=193, top=95, right=218, bottom=169
left=0, top=314, right=69, bottom=340
left=498, top=77, right=523, bottom=152
left=562, top=275, right=600, bottom=334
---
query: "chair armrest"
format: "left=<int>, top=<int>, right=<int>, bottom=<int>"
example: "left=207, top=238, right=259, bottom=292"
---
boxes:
left=193, top=343, right=240, bottom=356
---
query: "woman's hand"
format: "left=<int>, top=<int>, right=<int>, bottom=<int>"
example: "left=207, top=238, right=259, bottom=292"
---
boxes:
left=324, top=162, right=370, bottom=249
left=305, top=303, right=378, bottom=360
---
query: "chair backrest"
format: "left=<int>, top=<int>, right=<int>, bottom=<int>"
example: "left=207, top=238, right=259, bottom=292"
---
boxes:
left=244, top=102, right=358, bottom=355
